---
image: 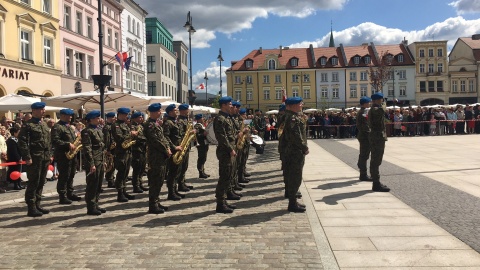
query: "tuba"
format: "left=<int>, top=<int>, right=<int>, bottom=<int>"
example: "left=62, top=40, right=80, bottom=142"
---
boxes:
left=66, top=135, right=82, bottom=160
left=173, top=122, right=195, bottom=165
left=121, top=125, right=142, bottom=149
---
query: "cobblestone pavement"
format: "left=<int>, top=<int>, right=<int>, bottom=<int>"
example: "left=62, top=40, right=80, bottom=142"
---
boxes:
left=0, top=143, right=323, bottom=269
left=315, top=137, right=480, bottom=253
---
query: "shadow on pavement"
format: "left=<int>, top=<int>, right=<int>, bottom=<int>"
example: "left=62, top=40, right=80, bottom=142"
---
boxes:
left=313, top=179, right=360, bottom=190
left=213, top=209, right=288, bottom=227
left=318, top=190, right=373, bottom=205
left=64, top=211, right=147, bottom=228
left=134, top=210, right=215, bottom=228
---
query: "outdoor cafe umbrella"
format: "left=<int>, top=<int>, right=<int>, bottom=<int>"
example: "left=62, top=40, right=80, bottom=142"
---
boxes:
left=0, top=94, right=66, bottom=112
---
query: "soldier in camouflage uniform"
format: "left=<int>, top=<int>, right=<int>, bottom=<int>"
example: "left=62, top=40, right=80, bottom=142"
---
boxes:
left=162, top=104, right=184, bottom=201
left=356, top=96, right=373, bottom=182
left=367, top=92, right=390, bottom=192
left=81, top=110, right=106, bottom=215
left=130, top=111, right=148, bottom=193
left=112, top=107, right=137, bottom=202
left=237, top=108, right=250, bottom=186
left=103, top=112, right=116, bottom=188
left=176, top=104, right=195, bottom=192
left=213, top=96, right=237, bottom=213
left=193, top=114, right=210, bottom=179
left=253, top=109, right=265, bottom=140
left=281, top=97, right=308, bottom=213
left=18, top=102, right=52, bottom=217
left=143, top=103, right=171, bottom=214
left=51, top=108, right=81, bottom=205
left=227, top=101, right=242, bottom=200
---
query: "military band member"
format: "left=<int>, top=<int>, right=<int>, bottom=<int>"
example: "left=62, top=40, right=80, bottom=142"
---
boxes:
left=143, top=103, right=171, bottom=214
left=51, top=108, right=81, bottom=205
left=81, top=110, right=106, bottom=215
left=237, top=108, right=250, bottom=185
left=227, top=102, right=242, bottom=200
left=357, top=96, right=373, bottom=182
left=103, top=112, right=116, bottom=188
left=368, top=92, right=390, bottom=192
left=18, top=102, right=52, bottom=217
left=253, top=109, right=266, bottom=139
left=177, top=104, right=195, bottom=191
left=193, top=114, right=210, bottom=179
left=130, top=111, right=148, bottom=193
left=282, top=97, right=308, bottom=213
left=213, top=96, right=237, bottom=213
left=112, top=107, right=137, bottom=202
left=162, top=104, right=184, bottom=201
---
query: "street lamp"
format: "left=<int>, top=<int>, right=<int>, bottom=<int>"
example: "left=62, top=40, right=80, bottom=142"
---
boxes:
left=217, top=48, right=224, bottom=96
left=184, top=11, right=196, bottom=107
left=94, top=0, right=111, bottom=118
left=204, top=71, right=208, bottom=106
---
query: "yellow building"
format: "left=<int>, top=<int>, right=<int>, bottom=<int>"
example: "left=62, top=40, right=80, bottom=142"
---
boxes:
left=0, top=0, right=62, bottom=99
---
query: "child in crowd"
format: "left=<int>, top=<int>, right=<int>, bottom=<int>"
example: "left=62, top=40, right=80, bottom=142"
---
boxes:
left=429, top=114, right=437, bottom=135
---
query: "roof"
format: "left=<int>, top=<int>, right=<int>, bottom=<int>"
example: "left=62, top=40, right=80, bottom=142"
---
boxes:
left=229, top=47, right=313, bottom=71
left=459, top=37, right=480, bottom=49
left=375, top=44, right=415, bottom=66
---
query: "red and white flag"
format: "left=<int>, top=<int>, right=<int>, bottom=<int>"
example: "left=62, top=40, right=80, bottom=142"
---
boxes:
left=196, top=83, right=205, bottom=90
left=281, top=86, right=287, bottom=104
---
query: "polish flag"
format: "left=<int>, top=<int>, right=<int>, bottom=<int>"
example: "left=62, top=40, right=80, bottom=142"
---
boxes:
left=196, top=83, right=205, bottom=90
left=281, top=86, right=287, bottom=104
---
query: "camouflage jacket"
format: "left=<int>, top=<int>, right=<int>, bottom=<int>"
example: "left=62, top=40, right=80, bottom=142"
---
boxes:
left=102, top=122, right=114, bottom=153
left=143, top=118, right=170, bottom=158
left=194, top=122, right=208, bottom=146
left=51, top=120, right=76, bottom=159
left=81, top=124, right=105, bottom=168
left=18, top=117, right=52, bottom=161
left=213, top=111, right=236, bottom=153
left=112, top=119, right=131, bottom=153
left=356, top=107, right=370, bottom=140
left=368, top=104, right=388, bottom=141
left=131, top=122, right=147, bottom=154
left=282, top=110, right=308, bottom=154
left=162, top=116, right=181, bottom=151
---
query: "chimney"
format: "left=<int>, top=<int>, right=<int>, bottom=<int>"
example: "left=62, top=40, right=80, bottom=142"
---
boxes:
left=472, top=34, right=480, bottom=40
left=279, top=45, right=283, bottom=57
left=402, top=37, right=408, bottom=45
left=259, top=47, right=262, bottom=54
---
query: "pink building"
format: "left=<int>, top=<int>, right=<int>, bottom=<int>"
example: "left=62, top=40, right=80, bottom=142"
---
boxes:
left=59, top=0, right=123, bottom=95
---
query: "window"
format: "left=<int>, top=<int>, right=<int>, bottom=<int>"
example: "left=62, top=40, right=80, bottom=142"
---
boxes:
left=360, top=85, right=367, bottom=96
left=246, top=75, right=252, bottom=84
left=469, top=80, right=475, bottom=92
left=350, top=85, right=357, bottom=98
left=268, top=59, right=276, bottom=70
left=65, top=49, right=72, bottom=75
left=291, top=58, right=298, bottom=67
left=332, top=87, right=339, bottom=98
left=76, top=12, right=82, bottom=35
left=397, top=54, right=403, bottom=63
left=321, top=88, right=328, bottom=98
left=126, top=73, right=131, bottom=89
left=460, top=80, right=466, bottom=92
left=419, top=64, right=425, bottom=73
left=331, top=57, right=338, bottom=65
left=419, top=49, right=425, bottom=57
left=360, top=71, right=368, bottom=81
left=428, top=64, right=434, bottom=73
left=428, top=49, right=434, bottom=57
left=137, top=22, right=140, bottom=36
left=321, top=73, right=328, bottom=82
left=399, top=85, right=406, bottom=96
left=292, top=74, right=298, bottom=83
left=332, top=72, right=339, bottom=82
left=114, top=32, right=119, bottom=50
left=437, top=81, right=443, bottom=92
left=275, top=89, right=282, bottom=100
left=247, top=90, right=253, bottom=100
left=147, top=56, right=156, bottom=73
left=148, top=81, right=156, bottom=96
left=350, top=72, right=357, bottom=81
left=146, top=31, right=152, bottom=43
left=452, top=81, right=457, bottom=92
left=107, top=29, right=112, bottom=47
left=303, top=74, right=310, bottom=83
left=263, top=89, right=270, bottom=100
left=87, top=17, right=93, bottom=39
left=87, top=56, right=93, bottom=79
left=106, top=64, right=112, bottom=75
left=263, top=75, right=270, bottom=84
left=388, top=85, right=394, bottom=97
left=292, top=88, right=299, bottom=97
left=245, top=60, right=253, bottom=68
left=75, top=52, right=84, bottom=78
left=64, top=6, right=71, bottom=30
left=437, top=63, right=443, bottom=73
left=43, top=0, right=51, bottom=14
left=132, top=19, right=135, bottom=34
left=353, top=56, right=360, bottom=65
left=275, top=74, right=281, bottom=83
left=398, top=70, right=406, bottom=79
left=235, top=90, right=241, bottom=101
left=234, top=76, right=241, bottom=84
left=437, top=48, right=443, bottom=57
left=303, top=88, right=310, bottom=99
left=20, top=30, right=31, bottom=60
left=43, top=38, right=52, bottom=65
left=420, top=81, right=426, bottom=92
left=138, top=76, right=143, bottom=91
left=428, top=81, right=435, bottom=92
left=320, top=57, right=326, bottom=66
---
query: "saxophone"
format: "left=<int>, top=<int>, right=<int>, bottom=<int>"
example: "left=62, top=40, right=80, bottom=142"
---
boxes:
left=121, top=125, right=142, bottom=149
left=236, top=121, right=250, bottom=150
left=104, top=151, right=114, bottom=172
left=66, top=135, right=82, bottom=160
left=173, top=122, right=195, bottom=165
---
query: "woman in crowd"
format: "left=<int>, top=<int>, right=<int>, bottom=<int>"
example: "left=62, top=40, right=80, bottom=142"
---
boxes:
left=6, top=126, right=22, bottom=190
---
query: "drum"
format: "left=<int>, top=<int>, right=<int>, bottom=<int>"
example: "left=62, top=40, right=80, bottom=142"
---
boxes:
left=250, top=135, right=265, bottom=154
left=205, top=122, right=218, bottom=145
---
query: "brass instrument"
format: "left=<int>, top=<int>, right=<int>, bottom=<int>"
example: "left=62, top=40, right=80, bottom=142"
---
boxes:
left=236, top=121, right=250, bottom=150
left=109, top=141, right=116, bottom=150
left=173, top=122, right=195, bottom=165
left=66, top=136, right=82, bottom=160
left=104, top=151, right=114, bottom=172
left=277, top=122, right=285, bottom=137
left=121, top=125, right=142, bottom=149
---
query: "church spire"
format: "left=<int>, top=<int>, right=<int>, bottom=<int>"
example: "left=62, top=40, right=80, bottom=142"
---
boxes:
left=329, top=20, right=335, bottom=47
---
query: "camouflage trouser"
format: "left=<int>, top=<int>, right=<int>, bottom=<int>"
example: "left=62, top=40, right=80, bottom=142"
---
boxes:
left=147, top=153, right=167, bottom=206
left=105, top=152, right=115, bottom=182
left=231, top=147, right=243, bottom=191
left=25, top=158, right=50, bottom=205
left=166, top=157, right=180, bottom=191
left=115, top=151, right=132, bottom=190
left=196, top=145, right=209, bottom=172
left=243, top=142, right=250, bottom=175
left=56, top=157, right=77, bottom=196
left=282, top=150, right=305, bottom=200
left=369, top=138, right=385, bottom=183
left=215, top=147, right=235, bottom=202
left=357, top=137, right=370, bottom=176
left=177, top=146, right=190, bottom=186
left=85, top=161, right=104, bottom=209
left=131, top=151, right=146, bottom=188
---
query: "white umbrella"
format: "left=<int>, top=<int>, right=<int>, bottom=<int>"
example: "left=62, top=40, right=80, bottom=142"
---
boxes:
left=304, top=108, right=318, bottom=113
left=0, top=94, right=66, bottom=112
left=191, top=105, right=218, bottom=114
left=265, top=110, right=278, bottom=115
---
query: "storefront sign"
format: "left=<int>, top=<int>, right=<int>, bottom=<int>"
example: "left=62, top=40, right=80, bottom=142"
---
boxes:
left=0, top=66, right=30, bottom=81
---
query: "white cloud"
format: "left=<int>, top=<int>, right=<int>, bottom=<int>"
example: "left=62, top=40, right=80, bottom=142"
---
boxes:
left=192, top=62, right=231, bottom=95
left=449, top=0, right=480, bottom=14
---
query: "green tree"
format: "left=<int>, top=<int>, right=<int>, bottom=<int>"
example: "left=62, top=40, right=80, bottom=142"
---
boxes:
left=211, top=96, right=220, bottom=109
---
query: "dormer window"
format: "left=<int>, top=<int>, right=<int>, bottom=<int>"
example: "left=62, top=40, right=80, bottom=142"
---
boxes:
left=290, top=58, right=298, bottom=67
left=385, top=54, right=393, bottom=64
left=397, top=54, right=404, bottom=63
left=364, top=56, right=371, bottom=65
left=268, top=59, right=276, bottom=70
left=331, top=57, right=338, bottom=66
left=245, top=60, right=253, bottom=68
left=353, top=56, right=360, bottom=65
left=320, top=57, right=327, bottom=66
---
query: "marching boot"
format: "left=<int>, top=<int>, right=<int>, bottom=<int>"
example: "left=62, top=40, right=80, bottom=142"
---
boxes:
left=359, top=174, right=373, bottom=181
left=288, top=199, right=306, bottom=213
left=178, top=184, right=190, bottom=192
left=225, top=201, right=237, bottom=209
left=244, top=172, right=251, bottom=177
left=27, top=203, right=43, bottom=217
left=238, top=183, right=246, bottom=188
left=59, top=194, right=73, bottom=205
left=35, top=201, right=50, bottom=214
left=297, top=201, right=306, bottom=208
left=296, top=191, right=302, bottom=198
left=148, top=204, right=164, bottom=214
left=107, top=181, right=115, bottom=188
left=67, top=193, right=82, bottom=201
left=233, top=184, right=243, bottom=191
left=123, top=188, right=136, bottom=200
left=87, top=205, right=102, bottom=216
left=226, top=191, right=241, bottom=200
left=232, top=190, right=243, bottom=197
left=372, top=181, right=390, bottom=192
left=186, top=184, right=194, bottom=189
left=139, top=183, right=149, bottom=191
left=175, top=189, right=186, bottom=198
left=96, top=205, right=107, bottom=213
left=133, top=185, right=144, bottom=193
left=239, top=178, right=250, bottom=184
left=216, top=200, right=234, bottom=214
left=199, top=171, right=209, bottom=179
left=157, top=203, right=169, bottom=211
left=117, top=190, right=129, bottom=202
left=167, top=190, right=181, bottom=201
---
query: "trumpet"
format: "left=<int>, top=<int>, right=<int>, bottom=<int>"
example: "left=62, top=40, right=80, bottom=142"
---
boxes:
left=121, top=125, right=142, bottom=149
left=66, top=136, right=82, bottom=160
left=173, top=122, right=195, bottom=165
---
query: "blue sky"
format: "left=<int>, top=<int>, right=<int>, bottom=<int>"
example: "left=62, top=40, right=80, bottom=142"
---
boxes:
left=135, top=0, right=480, bottom=98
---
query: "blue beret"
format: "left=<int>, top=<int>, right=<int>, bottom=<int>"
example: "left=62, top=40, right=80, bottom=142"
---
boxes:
left=131, top=111, right=143, bottom=119
left=148, top=103, right=162, bottom=112
left=219, top=96, right=233, bottom=105
left=233, top=101, right=241, bottom=108
left=194, top=114, right=203, bottom=120
left=360, top=96, right=372, bottom=105
left=371, top=92, right=384, bottom=100
left=60, top=108, right=74, bottom=116
left=117, top=107, right=130, bottom=114
left=179, top=104, right=189, bottom=111
left=165, top=104, right=176, bottom=113
left=106, top=112, right=116, bottom=118
left=239, top=108, right=247, bottom=115
left=85, top=110, right=100, bottom=120
left=279, top=104, right=286, bottom=111
left=31, top=102, right=46, bottom=109
left=285, top=97, right=303, bottom=105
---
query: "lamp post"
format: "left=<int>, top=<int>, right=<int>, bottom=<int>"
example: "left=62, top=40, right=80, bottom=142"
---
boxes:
left=184, top=11, right=196, bottom=107
left=217, top=48, right=224, bottom=96
left=204, top=72, right=208, bottom=106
